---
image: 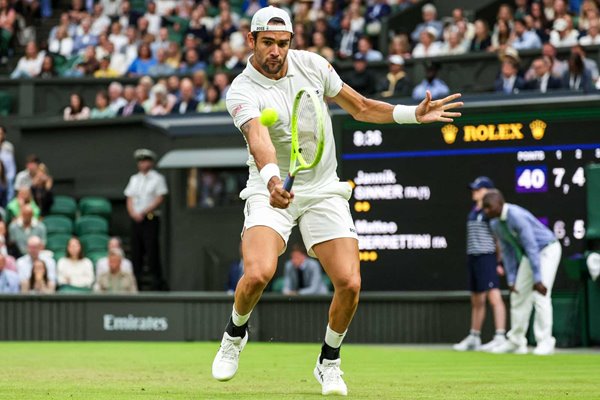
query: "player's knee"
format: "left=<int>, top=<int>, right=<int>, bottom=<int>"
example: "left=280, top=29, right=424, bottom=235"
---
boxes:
left=336, top=275, right=361, bottom=297
left=244, top=269, right=273, bottom=290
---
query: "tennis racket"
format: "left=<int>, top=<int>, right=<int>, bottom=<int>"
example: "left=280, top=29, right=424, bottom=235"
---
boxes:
left=283, top=87, right=325, bottom=192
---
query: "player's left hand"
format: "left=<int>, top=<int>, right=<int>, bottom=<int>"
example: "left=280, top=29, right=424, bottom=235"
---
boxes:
left=415, top=91, right=463, bottom=124
left=533, top=282, right=548, bottom=296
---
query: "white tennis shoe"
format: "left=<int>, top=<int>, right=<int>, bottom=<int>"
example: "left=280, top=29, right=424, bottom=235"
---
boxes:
left=491, top=339, right=528, bottom=354
left=452, top=334, right=481, bottom=351
left=314, top=357, right=348, bottom=396
left=212, top=331, right=248, bottom=381
left=480, top=334, right=508, bottom=352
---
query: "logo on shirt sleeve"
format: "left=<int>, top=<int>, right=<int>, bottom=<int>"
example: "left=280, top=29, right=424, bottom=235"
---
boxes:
left=232, top=104, right=244, bottom=117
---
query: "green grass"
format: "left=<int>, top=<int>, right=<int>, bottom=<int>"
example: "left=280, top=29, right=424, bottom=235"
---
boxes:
left=0, top=342, right=598, bottom=399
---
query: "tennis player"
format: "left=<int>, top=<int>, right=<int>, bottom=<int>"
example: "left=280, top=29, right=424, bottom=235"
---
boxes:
left=212, top=6, right=463, bottom=396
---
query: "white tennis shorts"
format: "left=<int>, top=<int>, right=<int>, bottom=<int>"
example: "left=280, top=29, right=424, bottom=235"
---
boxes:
left=242, top=192, right=358, bottom=257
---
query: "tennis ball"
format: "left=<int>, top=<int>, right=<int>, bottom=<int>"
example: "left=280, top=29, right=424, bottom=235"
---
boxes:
left=260, top=108, right=278, bottom=127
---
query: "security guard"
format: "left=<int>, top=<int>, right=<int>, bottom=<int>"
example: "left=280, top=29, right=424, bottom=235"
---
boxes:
left=124, top=149, right=168, bottom=290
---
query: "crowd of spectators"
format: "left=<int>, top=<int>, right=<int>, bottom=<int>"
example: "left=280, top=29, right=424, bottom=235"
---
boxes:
left=3, top=0, right=600, bottom=116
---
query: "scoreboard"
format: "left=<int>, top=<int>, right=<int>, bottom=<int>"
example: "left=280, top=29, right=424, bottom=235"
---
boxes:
left=338, top=104, right=600, bottom=291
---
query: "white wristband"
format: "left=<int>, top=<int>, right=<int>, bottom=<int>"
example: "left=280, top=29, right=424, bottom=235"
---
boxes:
left=259, top=163, right=280, bottom=186
left=393, top=105, right=419, bottom=124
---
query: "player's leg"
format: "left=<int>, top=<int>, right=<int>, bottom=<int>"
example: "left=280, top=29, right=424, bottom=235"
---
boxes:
left=532, top=242, right=561, bottom=355
left=212, top=194, right=292, bottom=381
left=480, top=254, right=507, bottom=351
left=493, top=258, right=533, bottom=354
left=311, top=237, right=359, bottom=397
left=299, top=195, right=359, bottom=396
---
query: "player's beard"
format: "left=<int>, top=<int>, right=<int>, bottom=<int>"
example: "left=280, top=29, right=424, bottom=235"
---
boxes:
left=261, top=56, right=284, bottom=75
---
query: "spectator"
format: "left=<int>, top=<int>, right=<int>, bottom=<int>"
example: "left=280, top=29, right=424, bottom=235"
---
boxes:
left=530, top=1, right=551, bottom=43
left=16, top=235, right=56, bottom=289
left=335, top=13, right=359, bottom=60
left=0, top=252, right=19, bottom=293
left=342, top=53, right=377, bottom=96
left=127, top=43, right=157, bottom=77
left=510, top=17, right=542, bottom=50
left=540, top=43, right=568, bottom=78
left=550, top=17, right=579, bottom=48
left=578, top=0, right=599, bottom=31
left=118, top=0, right=141, bottom=30
left=147, top=48, right=174, bottom=77
left=571, top=45, right=599, bottom=81
left=492, top=4, right=514, bottom=41
left=108, top=21, right=127, bottom=53
left=7, top=187, right=40, bottom=222
left=213, top=72, right=230, bottom=99
left=165, top=41, right=182, bottom=69
left=144, top=1, right=161, bottom=36
left=124, top=148, right=168, bottom=290
left=72, top=18, right=98, bottom=55
left=95, top=236, right=133, bottom=277
left=39, top=56, right=57, bottom=78
left=151, top=27, right=170, bottom=56
left=0, top=159, right=8, bottom=208
left=74, top=45, right=100, bottom=76
left=68, top=0, right=88, bottom=23
left=49, top=12, right=77, bottom=41
left=94, top=33, right=112, bottom=60
left=179, top=48, right=206, bottom=75
left=117, top=85, right=145, bottom=116
left=49, top=25, right=74, bottom=57
left=388, top=33, right=412, bottom=59
left=100, top=0, right=122, bottom=18
left=365, top=0, right=391, bottom=36
left=580, top=17, right=600, bottom=45
left=411, top=3, right=443, bottom=42
left=11, top=41, right=44, bottom=78
left=90, top=3, right=111, bottom=36
left=108, top=82, right=127, bottom=114
left=192, top=70, right=207, bottom=103
left=137, top=84, right=151, bottom=113
left=347, top=1, right=365, bottom=35
left=283, top=243, right=328, bottom=295
left=21, top=258, right=55, bottom=293
left=187, top=6, right=212, bottom=43
left=94, top=248, right=138, bottom=293
left=123, top=25, right=140, bottom=67
left=30, top=163, right=53, bottom=217
left=0, top=125, right=15, bottom=200
left=490, top=19, right=511, bottom=52
left=445, top=7, right=475, bottom=44
left=525, top=57, right=563, bottom=93
left=63, top=93, right=90, bottom=121
left=561, top=53, right=594, bottom=91
left=8, top=204, right=46, bottom=257
left=226, top=242, right=243, bottom=294
left=377, top=55, right=411, bottom=98
left=90, top=90, right=116, bottom=119
left=306, top=31, right=334, bottom=63
left=14, top=154, right=40, bottom=190
left=147, top=83, right=171, bottom=115
left=495, top=58, right=526, bottom=94
left=171, top=78, right=198, bottom=114
left=412, top=62, right=450, bottom=101
left=470, top=19, right=492, bottom=52
left=412, top=27, right=443, bottom=58
left=355, top=37, right=383, bottom=62
left=57, top=237, right=94, bottom=289
left=440, top=29, right=467, bottom=56
left=197, top=84, right=226, bottom=113
left=483, top=190, right=561, bottom=356
left=552, top=0, right=569, bottom=21
left=0, top=0, right=15, bottom=63
left=94, top=55, right=120, bottom=78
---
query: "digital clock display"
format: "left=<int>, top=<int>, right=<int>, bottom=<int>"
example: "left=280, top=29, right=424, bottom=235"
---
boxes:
left=338, top=107, right=600, bottom=291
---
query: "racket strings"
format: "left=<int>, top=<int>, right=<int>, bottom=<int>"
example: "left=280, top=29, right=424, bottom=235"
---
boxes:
left=296, top=93, right=319, bottom=165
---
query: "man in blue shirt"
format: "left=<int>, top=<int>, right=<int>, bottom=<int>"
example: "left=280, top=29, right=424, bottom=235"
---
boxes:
left=482, top=190, right=561, bottom=355
left=0, top=254, right=20, bottom=293
left=454, top=177, right=507, bottom=352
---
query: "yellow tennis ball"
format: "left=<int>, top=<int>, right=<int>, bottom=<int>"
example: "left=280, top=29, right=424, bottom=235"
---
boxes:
left=260, top=108, right=278, bottom=127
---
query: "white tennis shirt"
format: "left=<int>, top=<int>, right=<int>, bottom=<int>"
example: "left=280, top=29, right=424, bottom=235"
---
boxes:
left=227, top=50, right=351, bottom=200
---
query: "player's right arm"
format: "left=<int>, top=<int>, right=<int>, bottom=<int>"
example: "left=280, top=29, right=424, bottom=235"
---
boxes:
left=239, top=118, right=293, bottom=209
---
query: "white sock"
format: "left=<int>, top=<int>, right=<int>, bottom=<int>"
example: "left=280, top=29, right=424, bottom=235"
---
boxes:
left=231, top=305, right=251, bottom=327
left=470, top=329, right=481, bottom=337
left=495, top=329, right=506, bottom=336
left=324, top=324, right=347, bottom=349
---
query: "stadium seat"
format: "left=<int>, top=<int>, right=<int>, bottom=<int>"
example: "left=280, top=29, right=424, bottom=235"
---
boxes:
left=79, top=197, right=112, bottom=220
left=271, top=276, right=285, bottom=293
left=0, top=91, right=12, bottom=116
left=80, top=234, right=109, bottom=254
left=586, top=164, right=600, bottom=240
left=57, top=285, right=92, bottom=293
left=86, top=250, right=107, bottom=266
left=43, top=215, right=74, bottom=235
left=49, top=196, right=77, bottom=220
left=45, top=233, right=72, bottom=255
left=75, top=215, right=109, bottom=236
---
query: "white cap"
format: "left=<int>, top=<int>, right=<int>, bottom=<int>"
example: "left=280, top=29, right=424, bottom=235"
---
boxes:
left=388, top=55, right=404, bottom=65
left=251, top=6, right=293, bottom=34
left=553, top=18, right=568, bottom=32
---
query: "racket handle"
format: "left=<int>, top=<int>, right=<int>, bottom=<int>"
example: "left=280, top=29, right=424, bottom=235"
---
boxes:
left=283, top=174, right=295, bottom=192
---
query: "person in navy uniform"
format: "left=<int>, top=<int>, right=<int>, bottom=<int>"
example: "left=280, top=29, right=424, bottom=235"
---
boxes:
left=454, top=177, right=507, bottom=352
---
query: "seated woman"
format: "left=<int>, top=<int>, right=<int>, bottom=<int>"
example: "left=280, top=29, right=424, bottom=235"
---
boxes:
left=197, top=85, right=226, bottom=113
left=57, top=237, right=94, bottom=290
left=63, top=93, right=90, bottom=121
left=21, top=258, right=55, bottom=293
left=126, top=43, right=156, bottom=77
left=30, top=163, right=54, bottom=217
left=90, top=90, right=116, bottom=119
left=6, top=186, right=40, bottom=222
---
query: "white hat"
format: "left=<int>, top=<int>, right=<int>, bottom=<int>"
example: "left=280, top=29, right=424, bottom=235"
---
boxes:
left=553, top=18, right=568, bottom=32
left=251, top=6, right=293, bottom=34
left=424, top=26, right=438, bottom=38
left=388, top=55, right=404, bottom=65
